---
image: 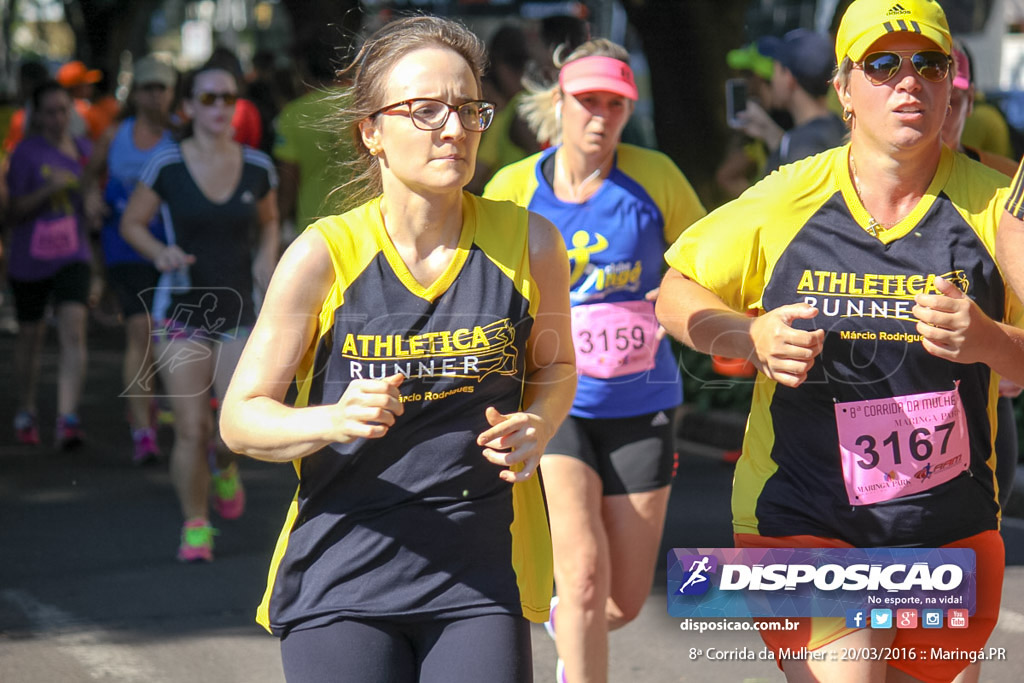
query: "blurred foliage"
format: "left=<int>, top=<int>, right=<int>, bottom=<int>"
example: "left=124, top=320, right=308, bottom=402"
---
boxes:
left=674, top=342, right=754, bottom=414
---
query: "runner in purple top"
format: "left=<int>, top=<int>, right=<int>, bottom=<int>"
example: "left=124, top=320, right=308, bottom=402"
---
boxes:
left=6, top=80, right=101, bottom=449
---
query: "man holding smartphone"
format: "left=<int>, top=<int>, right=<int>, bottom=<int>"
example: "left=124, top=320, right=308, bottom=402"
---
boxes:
left=755, top=28, right=846, bottom=174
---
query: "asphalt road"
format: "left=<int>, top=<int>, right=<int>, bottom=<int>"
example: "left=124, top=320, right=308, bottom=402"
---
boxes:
left=2, top=323, right=1023, bottom=682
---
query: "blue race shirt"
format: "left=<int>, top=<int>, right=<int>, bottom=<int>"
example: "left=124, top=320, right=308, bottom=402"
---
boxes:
left=485, top=144, right=706, bottom=418
left=101, top=118, right=175, bottom=265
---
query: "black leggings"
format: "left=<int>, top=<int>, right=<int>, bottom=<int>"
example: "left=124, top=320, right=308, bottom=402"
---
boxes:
left=279, top=613, right=533, bottom=683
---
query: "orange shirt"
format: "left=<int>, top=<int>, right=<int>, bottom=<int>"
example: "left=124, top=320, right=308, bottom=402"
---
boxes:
left=3, top=109, right=26, bottom=154
left=84, top=95, right=120, bottom=140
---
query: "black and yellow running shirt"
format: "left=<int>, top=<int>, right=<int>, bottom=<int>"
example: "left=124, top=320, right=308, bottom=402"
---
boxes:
left=257, top=193, right=552, bottom=635
left=666, top=145, right=1019, bottom=547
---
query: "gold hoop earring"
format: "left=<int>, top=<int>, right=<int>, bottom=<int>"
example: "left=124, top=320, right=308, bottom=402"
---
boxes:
left=843, top=109, right=853, bottom=123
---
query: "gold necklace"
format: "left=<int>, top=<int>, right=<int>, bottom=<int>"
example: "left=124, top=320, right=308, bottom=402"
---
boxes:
left=849, top=155, right=883, bottom=237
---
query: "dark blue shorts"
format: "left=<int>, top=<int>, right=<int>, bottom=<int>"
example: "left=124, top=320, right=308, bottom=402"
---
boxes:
left=9, top=261, right=91, bottom=322
left=546, top=410, right=677, bottom=495
left=105, top=262, right=160, bottom=319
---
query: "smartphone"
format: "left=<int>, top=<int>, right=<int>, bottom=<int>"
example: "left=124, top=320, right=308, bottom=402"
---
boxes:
left=725, top=78, right=748, bottom=127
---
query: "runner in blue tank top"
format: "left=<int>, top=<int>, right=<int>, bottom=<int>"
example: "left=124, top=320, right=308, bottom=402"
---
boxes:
left=485, top=39, right=705, bottom=683
left=93, top=55, right=177, bottom=464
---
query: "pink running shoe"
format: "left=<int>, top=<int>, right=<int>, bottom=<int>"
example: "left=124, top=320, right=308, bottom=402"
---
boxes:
left=544, top=595, right=558, bottom=641
left=14, top=411, right=40, bottom=445
left=56, top=414, right=84, bottom=450
left=211, top=462, right=245, bottom=520
left=131, top=427, right=160, bottom=465
left=177, top=519, right=215, bottom=562
left=545, top=596, right=567, bottom=682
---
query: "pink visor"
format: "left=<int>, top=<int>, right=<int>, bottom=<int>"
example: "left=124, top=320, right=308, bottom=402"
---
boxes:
left=559, top=56, right=638, bottom=101
left=952, top=47, right=970, bottom=91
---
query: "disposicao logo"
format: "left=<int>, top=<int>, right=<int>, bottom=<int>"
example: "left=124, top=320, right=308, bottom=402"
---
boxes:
left=667, top=548, right=976, bottom=619
left=676, top=555, right=717, bottom=596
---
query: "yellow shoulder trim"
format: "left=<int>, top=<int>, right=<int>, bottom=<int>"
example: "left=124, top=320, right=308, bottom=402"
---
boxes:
left=483, top=152, right=543, bottom=207
left=469, top=194, right=538, bottom=316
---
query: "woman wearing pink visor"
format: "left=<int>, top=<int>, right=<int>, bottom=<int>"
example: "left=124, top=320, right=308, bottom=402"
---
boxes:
left=486, top=40, right=706, bottom=683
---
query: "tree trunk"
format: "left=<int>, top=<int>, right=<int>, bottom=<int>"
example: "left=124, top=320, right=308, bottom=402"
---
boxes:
left=65, top=0, right=164, bottom=75
left=621, top=0, right=750, bottom=208
left=280, top=0, right=362, bottom=60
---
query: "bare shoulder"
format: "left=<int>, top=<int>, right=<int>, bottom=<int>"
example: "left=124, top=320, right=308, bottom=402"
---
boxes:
left=527, top=211, right=567, bottom=262
left=526, top=211, right=569, bottom=302
left=266, top=228, right=335, bottom=306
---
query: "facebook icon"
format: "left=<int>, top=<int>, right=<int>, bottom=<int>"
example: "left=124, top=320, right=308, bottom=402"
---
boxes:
left=846, top=609, right=867, bottom=629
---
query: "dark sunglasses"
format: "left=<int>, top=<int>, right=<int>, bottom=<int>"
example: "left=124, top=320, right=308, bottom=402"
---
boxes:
left=854, top=50, right=951, bottom=86
left=372, top=98, right=494, bottom=132
left=195, top=91, right=238, bottom=106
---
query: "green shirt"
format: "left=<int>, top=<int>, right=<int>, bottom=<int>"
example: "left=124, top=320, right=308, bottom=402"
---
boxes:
left=273, top=88, right=353, bottom=231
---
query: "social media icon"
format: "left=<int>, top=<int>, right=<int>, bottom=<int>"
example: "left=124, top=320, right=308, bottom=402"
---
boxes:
left=896, top=609, right=918, bottom=628
left=871, top=609, right=892, bottom=628
left=948, top=609, right=969, bottom=629
left=846, top=609, right=867, bottom=629
left=922, top=609, right=944, bottom=628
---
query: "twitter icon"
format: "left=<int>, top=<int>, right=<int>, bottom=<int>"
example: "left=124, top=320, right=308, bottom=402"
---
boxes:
left=871, top=609, right=892, bottom=628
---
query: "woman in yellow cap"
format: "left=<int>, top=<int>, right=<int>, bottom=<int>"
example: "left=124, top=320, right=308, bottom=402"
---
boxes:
left=658, top=0, right=1020, bottom=680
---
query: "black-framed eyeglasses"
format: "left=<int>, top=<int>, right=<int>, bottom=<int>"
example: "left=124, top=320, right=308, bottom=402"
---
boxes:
left=853, top=50, right=951, bottom=86
left=372, top=98, right=495, bottom=132
left=195, top=91, right=239, bottom=106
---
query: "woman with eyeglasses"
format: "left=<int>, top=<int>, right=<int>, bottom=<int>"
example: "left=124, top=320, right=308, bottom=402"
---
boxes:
left=217, top=16, right=575, bottom=682
left=657, top=1, right=1021, bottom=681
left=484, top=39, right=706, bottom=683
left=93, top=55, right=177, bottom=465
left=120, top=60, right=279, bottom=562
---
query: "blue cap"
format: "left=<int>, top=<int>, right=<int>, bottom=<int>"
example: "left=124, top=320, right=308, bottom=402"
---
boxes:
left=757, top=29, right=836, bottom=96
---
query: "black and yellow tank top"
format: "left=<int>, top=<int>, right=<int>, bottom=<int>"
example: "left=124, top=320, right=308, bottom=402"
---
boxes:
left=666, top=146, right=1020, bottom=548
left=257, top=193, right=552, bottom=635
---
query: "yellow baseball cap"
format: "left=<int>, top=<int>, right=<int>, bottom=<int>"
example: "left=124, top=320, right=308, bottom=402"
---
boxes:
left=835, top=0, right=951, bottom=64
